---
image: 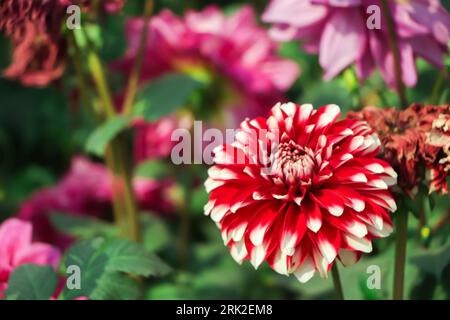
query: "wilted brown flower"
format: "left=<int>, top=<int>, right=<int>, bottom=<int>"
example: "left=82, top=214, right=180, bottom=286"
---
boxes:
left=0, top=0, right=125, bottom=87
left=424, top=107, right=450, bottom=194
left=348, top=104, right=449, bottom=197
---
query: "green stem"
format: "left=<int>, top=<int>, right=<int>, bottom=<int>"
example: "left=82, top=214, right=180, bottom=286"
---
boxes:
left=430, top=67, right=447, bottom=104
left=393, top=209, right=408, bottom=300
left=178, top=171, right=192, bottom=269
left=380, top=0, right=407, bottom=108
left=82, top=35, right=140, bottom=241
left=122, top=0, right=154, bottom=115
left=331, top=263, right=344, bottom=300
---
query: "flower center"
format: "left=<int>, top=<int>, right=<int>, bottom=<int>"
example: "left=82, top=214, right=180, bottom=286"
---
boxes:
left=272, top=140, right=316, bottom=184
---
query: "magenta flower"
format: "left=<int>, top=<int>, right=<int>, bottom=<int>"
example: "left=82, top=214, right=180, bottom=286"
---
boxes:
left=18, top=157, right=175, bottom=248
left=0, top=218, right=60, bottom=298
left=114, top=5, right=300, bottom=152
left=133, top=115, right=192, bottom=162
left=263, top=0, right=450, bottom=88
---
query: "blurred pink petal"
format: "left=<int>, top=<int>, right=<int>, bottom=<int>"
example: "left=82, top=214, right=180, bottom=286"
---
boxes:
left=263, top=0, right=450, bottom=88
left=0, top=218, right=60, bottom=298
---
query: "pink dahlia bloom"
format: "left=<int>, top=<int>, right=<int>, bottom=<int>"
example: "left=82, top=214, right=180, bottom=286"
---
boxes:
left=263, top=0, right=450, bottom=88
left=205, top=102, right=397, bottom=282
left=18, top=157, right=174, bottom=248
left=133, top=115, right=192, bottom=162
left=114, top=5, right=299, bottom=148
left=0, top=218, right=60, bottom=298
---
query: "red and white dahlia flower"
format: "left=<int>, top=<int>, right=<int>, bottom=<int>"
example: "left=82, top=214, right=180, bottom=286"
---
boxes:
left=204, top=102, right=397, bottom=282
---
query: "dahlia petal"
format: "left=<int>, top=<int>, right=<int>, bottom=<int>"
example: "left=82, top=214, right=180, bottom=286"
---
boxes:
left=313, top=250, right=329, bottom=278
left=250, top=244, right=267, bottom=269
left=313, top=190, right=344, bottom=216
left=205, top=178, right=225, bottom=193
left=248, top=203, right=279, bottom=246
left=271, top=249, right=289, bottom=275
left=303, top=200, right=322, bottom=233
left=230, top=240, right=248, bottom=264
left=334, top=167, right=368, bottom=183
left=344, top=234, right=372, bottom=253
left=293, top=257, right=316, bottom=283
left=281, top=205, right=306, bottom=255
left=319, top=9, right=365, bottom=80
left=211, top=204, right=230, bottom=222
left=204, top=199, right=215, bottom=216
left=338, top=249, right=359, bottom=266
left=367, top=223, right=393, bottom=238
left=312, top=104, right=341, bottom=130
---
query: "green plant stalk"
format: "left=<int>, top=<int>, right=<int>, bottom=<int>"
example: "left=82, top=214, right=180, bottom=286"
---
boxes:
left=86, top=47, right=140, bottom=241
left=393, top=209, right=409, bottom=300
left=380, top=0, right=407, bottom=108
left=331, top=263, right=344, bottom=300
left=430, top=67, right=447, bottom=104
left=122, top=0, right=154, bottom=116
left=178, top=184, right=191, bottom=269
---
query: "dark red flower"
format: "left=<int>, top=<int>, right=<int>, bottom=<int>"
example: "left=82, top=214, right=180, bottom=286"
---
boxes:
left=348, top=103, right=449, bottom=196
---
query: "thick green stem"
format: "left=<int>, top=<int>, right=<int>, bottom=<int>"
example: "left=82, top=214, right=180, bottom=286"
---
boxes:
left=380, top=0, right=407, bottom=108
left=393, top=209, right=408, bottom=300
left=84, top=41, right=140, bottom=241
left=331, top=263, right=344, bottom=300
left=430, top=67, right=447, bottom=104
left=122, top=0, right=154, bottom=115
left=177, top=171, right=192, bottom=269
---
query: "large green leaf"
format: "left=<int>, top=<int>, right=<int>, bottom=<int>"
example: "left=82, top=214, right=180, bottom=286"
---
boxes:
left=141, top=214, right=172, bottom=252
left=50, top=212, right=117, bottom=239
left=85, top=116, right=130, bottom=157
left=61, top=238, right=171, bottom=300
left=61, top=238, right=109, bottom=300
left=410, top=243, right=450, bottom=280
left=103, top=239, right=171, bottom=277
left=133, top=73, right=200, bottom=121
left=90, top=272, right=141, bottom=300
left=5, top=264, right=58, bottom=300
left=134, top=160, right=170, bottom=180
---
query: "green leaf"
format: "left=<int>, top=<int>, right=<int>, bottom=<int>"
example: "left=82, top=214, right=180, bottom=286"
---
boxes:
left=62, top=238, right=109, bottom=300
left=90, top=272, right=141, bottom=300
left=5, top=264, right=58, bottom=300
left=103, top=239, right=171, bottom=277
left=50, top=212, right=117, bottom=239
left=85, top=116, right=130, bottom=157
left=410, top=243, right=450, bottom=280
left=134, top=160, right=170, bottom=180
left=133, top=73, right=200, bottom=121
left=141, top=214, right=171, bottom=252
left=60, top=237, right=171, bottom=300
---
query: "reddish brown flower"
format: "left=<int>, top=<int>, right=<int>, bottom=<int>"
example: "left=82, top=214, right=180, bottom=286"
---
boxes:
left=0, top=0, right=66, bottom=86
left=0, top=0, right=125, bottom=87
left=349, top=103, right=449, bottom=196
left=424, top=106, right=450, bottom=194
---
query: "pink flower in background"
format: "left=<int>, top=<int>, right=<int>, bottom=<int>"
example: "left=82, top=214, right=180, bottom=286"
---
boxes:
left=18, top=157, right=174, bottom=248
left=0, top=218, right=60, bottom=298
left=263, top=0, right=450, bottom=88
left=134, top=115, right=192, bottom=162
left=114, top=5, right=300, bottom=145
